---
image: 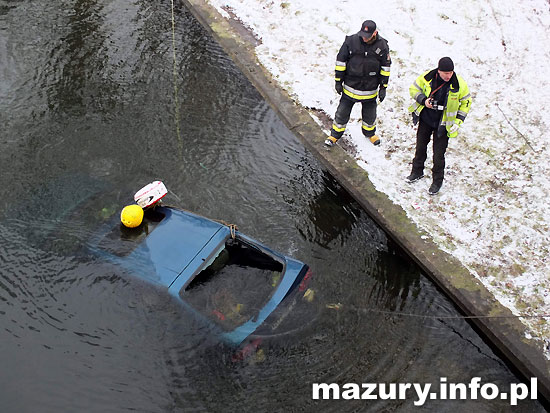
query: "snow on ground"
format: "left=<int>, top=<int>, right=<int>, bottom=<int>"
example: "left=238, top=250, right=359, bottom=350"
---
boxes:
left=206, top=0, right=550, bottom=351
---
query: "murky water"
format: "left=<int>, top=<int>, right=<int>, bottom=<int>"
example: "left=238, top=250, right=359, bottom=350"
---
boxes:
left=0, top=1, right=544, bottom=411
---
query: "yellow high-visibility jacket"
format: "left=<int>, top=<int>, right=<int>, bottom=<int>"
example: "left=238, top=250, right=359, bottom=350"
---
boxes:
left=409, top=69, right=472, bottom=138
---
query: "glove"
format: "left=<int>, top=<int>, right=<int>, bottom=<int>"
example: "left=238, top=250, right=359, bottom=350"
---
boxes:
left=449, top=123, right=460, bottom=134
left=335, top=81, right=343, bottom=95
left=378, top=87, right=386, bottom=102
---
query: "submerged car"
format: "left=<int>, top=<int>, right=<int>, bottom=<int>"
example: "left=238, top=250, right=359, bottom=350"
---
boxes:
left=87, top=184, right=313, bottom=349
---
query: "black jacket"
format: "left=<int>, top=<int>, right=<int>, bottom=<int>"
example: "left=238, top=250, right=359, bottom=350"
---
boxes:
left=335, top=33, right=391, bottom=92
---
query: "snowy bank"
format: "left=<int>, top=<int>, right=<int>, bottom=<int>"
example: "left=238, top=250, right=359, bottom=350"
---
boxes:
left=206, top=0, right=550, bottom=352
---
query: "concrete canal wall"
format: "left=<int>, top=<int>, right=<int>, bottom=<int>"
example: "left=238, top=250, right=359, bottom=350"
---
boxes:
left=180, top=0, right=550, bottom=403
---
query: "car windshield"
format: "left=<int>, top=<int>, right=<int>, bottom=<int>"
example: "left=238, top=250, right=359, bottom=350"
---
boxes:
left=182, top=236, right=284, bottom=331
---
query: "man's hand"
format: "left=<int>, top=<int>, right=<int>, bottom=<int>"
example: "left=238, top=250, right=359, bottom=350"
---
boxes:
left=335, top=81, right=343, bottom=95
left=424, top=98, right=433, bottom=109
left=449, top=123, right=459, bottom=134
left=378, top=87, right=386, bottom=102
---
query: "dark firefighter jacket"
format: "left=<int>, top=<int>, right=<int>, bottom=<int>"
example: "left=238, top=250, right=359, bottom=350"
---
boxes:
left=334, top=33, right=391, bottom=101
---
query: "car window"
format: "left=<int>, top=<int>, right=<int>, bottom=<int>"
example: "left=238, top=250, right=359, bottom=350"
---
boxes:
left=181, top=237, right=284, bottom=331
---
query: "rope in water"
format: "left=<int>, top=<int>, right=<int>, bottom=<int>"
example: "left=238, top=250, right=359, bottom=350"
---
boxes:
left=162, top=198, right=544, bottom=321
left=170, top=0, right=183, bottom=158
left=329, top=304, right=550, bottom=320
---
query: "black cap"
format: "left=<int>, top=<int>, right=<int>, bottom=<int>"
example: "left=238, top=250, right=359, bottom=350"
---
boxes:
left=358, top=20, right=376, bottom=37
left=438, top=57, right=454, bottom=72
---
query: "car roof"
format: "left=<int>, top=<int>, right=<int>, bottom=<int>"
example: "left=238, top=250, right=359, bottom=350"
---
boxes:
left=92, top=206, right=230, bottom=287
left=144, top=207, right=230, bottom=286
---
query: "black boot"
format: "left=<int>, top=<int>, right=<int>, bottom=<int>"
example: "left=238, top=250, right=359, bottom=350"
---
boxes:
left=428, top=182, right=442, bottom=195
left=405, top=172, right=424, bottom=183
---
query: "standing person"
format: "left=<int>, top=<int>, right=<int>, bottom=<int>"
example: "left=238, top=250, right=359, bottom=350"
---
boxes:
left=325, top=20, right=391, bottom=147
left=406, top=57, right=472, bottom=195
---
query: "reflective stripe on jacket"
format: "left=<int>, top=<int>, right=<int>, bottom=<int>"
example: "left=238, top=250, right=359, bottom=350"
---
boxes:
left=408, top=69, right=472, bottom=137
left=334, top=33, right=391, bottom=101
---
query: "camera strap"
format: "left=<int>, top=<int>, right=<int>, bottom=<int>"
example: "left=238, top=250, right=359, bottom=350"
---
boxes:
left=429, top=78, right=447, bottom=98
left=428, top=75, right=450, bottom=111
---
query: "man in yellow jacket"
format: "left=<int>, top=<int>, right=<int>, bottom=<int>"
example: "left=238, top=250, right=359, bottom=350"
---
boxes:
left=406, top=57, right=472, bottom=195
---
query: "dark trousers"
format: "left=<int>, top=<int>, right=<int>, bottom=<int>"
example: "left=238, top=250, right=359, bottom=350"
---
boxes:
left=331, top=95, right=377, bottom=139
left=411, top=120, right=449, bottom=186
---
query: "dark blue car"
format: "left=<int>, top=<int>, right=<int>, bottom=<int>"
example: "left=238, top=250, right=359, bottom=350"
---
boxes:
left=87, top=205, right=313, bottom=351
left=6, top=176, right=313, bottom=357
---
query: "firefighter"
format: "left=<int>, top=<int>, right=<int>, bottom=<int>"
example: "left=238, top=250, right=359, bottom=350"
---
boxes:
left=325, top=20, right=391, bottom=147
left=406, top=57, right=472, bottom=195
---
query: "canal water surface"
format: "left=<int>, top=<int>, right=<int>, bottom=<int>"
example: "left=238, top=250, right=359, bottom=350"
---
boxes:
left=0, top=1, right=543, bottom=411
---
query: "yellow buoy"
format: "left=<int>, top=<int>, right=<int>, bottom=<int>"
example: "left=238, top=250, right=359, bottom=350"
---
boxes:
left=120, top=204, right=144, bottom=228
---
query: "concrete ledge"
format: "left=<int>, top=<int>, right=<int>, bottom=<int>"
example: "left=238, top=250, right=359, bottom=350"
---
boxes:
left=182, top=0, right=550, bottom=403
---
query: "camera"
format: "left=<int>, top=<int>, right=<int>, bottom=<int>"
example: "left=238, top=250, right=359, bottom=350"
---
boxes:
left=428, top=98, right=444, bottom=111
